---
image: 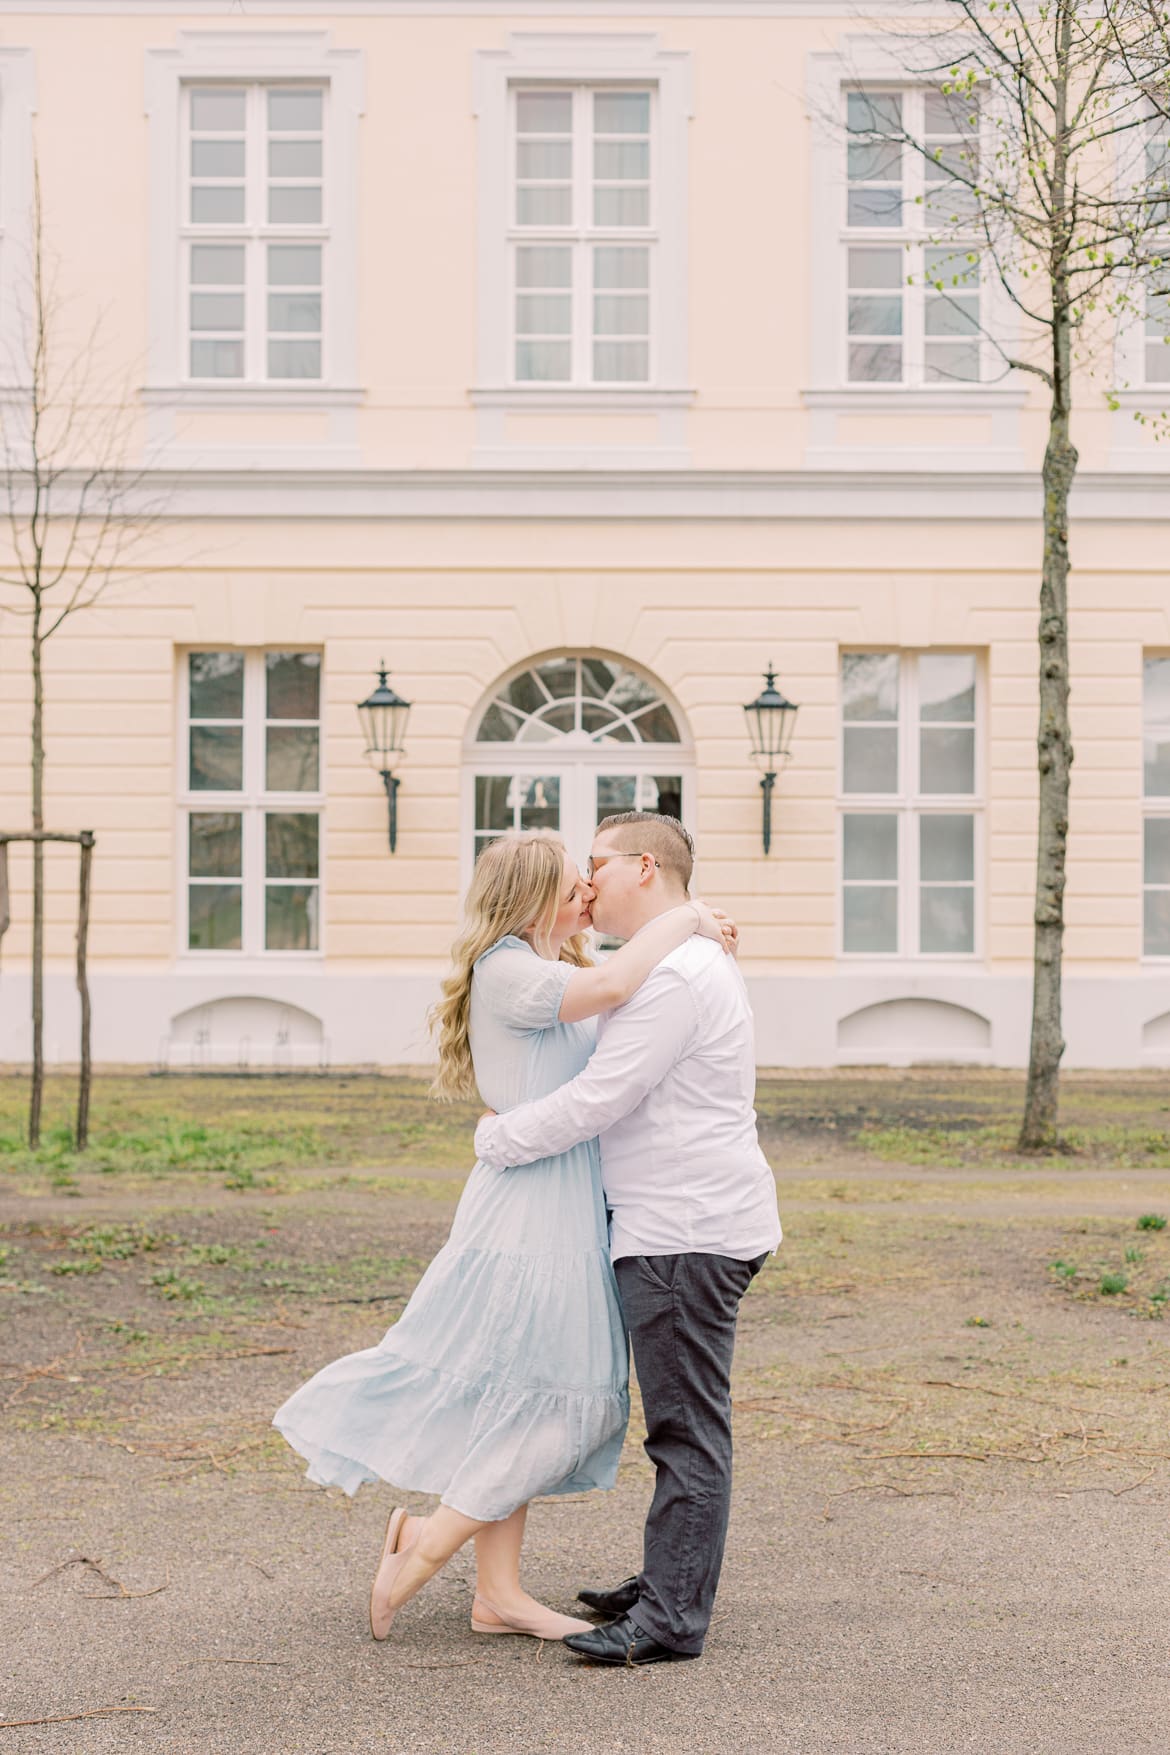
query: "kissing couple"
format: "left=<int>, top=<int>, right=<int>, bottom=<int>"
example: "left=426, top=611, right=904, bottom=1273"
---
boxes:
left=275, top=810, right=781, bottom=1666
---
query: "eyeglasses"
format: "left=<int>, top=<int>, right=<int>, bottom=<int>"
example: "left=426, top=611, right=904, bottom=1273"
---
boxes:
left=586, top=853, right=660, bottom=879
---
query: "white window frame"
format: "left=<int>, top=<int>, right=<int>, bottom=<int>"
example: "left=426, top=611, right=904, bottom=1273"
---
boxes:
left=459, top=653, right=694, bottom=897
left=837, top=650, right=984, bottom=963
left=1109, top=111, right=1170, bottom=452
left=1143, top=654, right=1170, bottom=961
left=145, top=32, right=363, bottom=418
left=805, top=36, right=1026, bottom=469
left=472, top=33, right=693, bottom=467
left=177, top=647, right=325, bottom=964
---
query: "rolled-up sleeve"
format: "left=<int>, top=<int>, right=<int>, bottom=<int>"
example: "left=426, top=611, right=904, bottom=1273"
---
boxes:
left=475, top=967, right=697, bottom=1167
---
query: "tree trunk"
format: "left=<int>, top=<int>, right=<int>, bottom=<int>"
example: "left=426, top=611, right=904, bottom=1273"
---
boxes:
left=76, top=832, right=94, bottom=1151
left=1020, top=22, right=1076, bottom=1153
left=29, top=613, right=44, bottom=1148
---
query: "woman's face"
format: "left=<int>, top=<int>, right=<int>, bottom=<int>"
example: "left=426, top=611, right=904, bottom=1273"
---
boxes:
left=549, top=854, right=595, bottom=945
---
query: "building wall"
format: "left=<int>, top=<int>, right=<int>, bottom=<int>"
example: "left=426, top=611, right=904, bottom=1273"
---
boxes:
left=0, top=3, right=1168, bottom=1069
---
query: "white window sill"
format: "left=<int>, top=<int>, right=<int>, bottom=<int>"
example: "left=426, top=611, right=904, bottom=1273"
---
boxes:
left=803, top=386, right=1028, bottom=414
left=1109, top=388, right=1170, bottom=411
left=142, top=384, right=364, bottom=410
left=176, top=953, right=325, bottom=971
left=471, top=385, right=695, bottom=412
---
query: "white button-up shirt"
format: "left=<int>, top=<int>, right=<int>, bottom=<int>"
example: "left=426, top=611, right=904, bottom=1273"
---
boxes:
left=473, top=934, right=782, bottom=1264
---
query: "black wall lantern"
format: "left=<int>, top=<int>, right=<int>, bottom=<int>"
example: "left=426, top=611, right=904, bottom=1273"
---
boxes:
left=743, top=665, right=799, bottom=855
left=357, top=662, right=412, bottom=853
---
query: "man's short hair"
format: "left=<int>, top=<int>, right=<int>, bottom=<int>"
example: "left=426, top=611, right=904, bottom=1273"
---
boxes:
left=595, top=811, right=694, bottom=891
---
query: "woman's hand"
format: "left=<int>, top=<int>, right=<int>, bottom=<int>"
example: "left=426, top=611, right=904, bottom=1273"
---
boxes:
left=710, top=907, right=740, bottom=957
left=691, top=900, right=737, bottom=954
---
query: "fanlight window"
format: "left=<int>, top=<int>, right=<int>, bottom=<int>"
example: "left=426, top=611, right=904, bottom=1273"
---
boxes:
left=474, top=656, right=681, bottom=745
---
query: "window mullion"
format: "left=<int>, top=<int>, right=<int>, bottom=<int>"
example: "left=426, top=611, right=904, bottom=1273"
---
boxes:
left=576, top=86, right=589, bottom=383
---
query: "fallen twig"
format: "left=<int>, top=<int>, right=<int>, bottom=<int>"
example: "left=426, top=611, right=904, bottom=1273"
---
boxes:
left=32, top=1554, right=169, bottom=1600
left=404, top=1658, right=486, bottom=1670
left=187, top=1658, right=293, bottom=1668
left=0, top=1705, right=157, bottom=1730
left=821, top=1483, right=957, bottom=1521
left=1059, top=1470, right=1155, bottom=1497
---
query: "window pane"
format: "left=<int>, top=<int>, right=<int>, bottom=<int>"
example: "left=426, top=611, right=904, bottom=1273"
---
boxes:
left=593, top=187, right=650, bottom=227
left=581, top=657, right=617, bottom=698
left=921, top=886, right=974, bottom=954
left=517, top=187, right=572, bottom=226
left=646, top=775, right=683, bottom=817
left=537, top=659, right=578, bottom=699
left=269, top=139, right=322, bottom=177
left=475, top=703, right=524, bottom=742
left=1143, top=658, right=1170, bottom=794
left=594, top=245, right=649, bottom=288
left=594, top=294, right=648, bottom=335
left=518, top=775, right=560, bottom=830
left=920, top=654, right=976, bottom=722
left=190, top=89, right=246, bottom=133
left=190, top=651, right=244, bottom=719
left=520, top=703, right=574, bottom=738
left=268, top=339, right=321, bottom=378
left=266, top=727, right=320, bottom=791
left=848, top=295, right=902, bottom=335
left=843, top=653, right=899, bottom=721
left=191, top=139, right=245, bottom=178
left=597, top=774, right=638, bottom=816
left=849, top=342, right=902, bottom=381
left=190, top=338, right=244, bottom=378
left=594, top=92, right=650, bottom=134
left=191, top=244, right=245, bottom=287
left=847, top=92, right=902, bottom=136
left=191, top=292, right=244, bottom=331
left=848, top=248, right=903, bottom=290
left=268, top=292, right=321, bottom=333
left=628, top=703, right=681, bottom=743
left=516, top=92, right=572, bottom=133
left=268, top=244, right=321, bottom=286
left=925, top=341, right=981, bottom=383
left=517, top=140, right=572, bottom=179
left=266, top=812, right=319, bottom=880
left=925, top=295, right=980, bottom=337
left=516, top=293, right=571, bottom=335
left=267, top=651, right=321, bottom=719
left=476, top=774, right=515, bottom=831
left=920, top=727, right=975, bottom=794
left=1144, top=889, right=1170, bottom=956
left=189, top=883, right=242, bottom=951
left=190, top=726, right=243, bottom=791
left=516, top=245, right=571, bottom=288
left=269, top=185, right=322, bottom=225
left=925, top=91, right=979, bottom=135
left=846, top=189, right=902, bottom=227
left=265, top=885, right=319, bottom=951
left=843, top=813, right=897, bottom=880
left=920, top=813, right=974, bottom=881
left=516, top=340, right=571, bottom=381
left=843, top=886, right=897, bottom=953
left=843, top=726, right=898, bottom=792
left=594, top=141, right=649, bottom=180
left=1145, top=817, right=1170, bottom=884
left=268, top=88, right=323, bottom=132
left=189, top=812, right=242, bottom=878
left=593, top=340, right=649, bottom=381
left=191, top=186, right=245, bottom=224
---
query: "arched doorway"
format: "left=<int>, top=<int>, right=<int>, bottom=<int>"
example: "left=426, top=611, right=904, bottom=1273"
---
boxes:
left=463, top=653, right=694, bottom=874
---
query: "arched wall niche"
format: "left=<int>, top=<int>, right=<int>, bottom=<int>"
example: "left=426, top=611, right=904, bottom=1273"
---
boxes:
left=164, top=996, right=327, bottom=1070
left=837, top=998, right=991, bottom=1063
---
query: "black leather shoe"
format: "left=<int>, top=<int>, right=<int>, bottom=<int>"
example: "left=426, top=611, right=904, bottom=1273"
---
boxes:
left=563, top=1612, right=697, bottom=1666
left=576, top=1575, right=640, bottom=1617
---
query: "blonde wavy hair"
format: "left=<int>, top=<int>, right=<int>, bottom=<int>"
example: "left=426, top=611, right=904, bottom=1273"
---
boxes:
left=429, top=830, right=592, bottom=1101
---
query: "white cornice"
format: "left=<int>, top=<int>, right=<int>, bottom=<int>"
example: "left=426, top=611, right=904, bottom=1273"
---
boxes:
left=14, top=467, right=1170, bottom=521
left=0, top=2, right=949, bottom=15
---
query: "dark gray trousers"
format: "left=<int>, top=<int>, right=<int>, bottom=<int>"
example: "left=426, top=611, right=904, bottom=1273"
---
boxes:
left=614, top=1250, right=765, bottom=1655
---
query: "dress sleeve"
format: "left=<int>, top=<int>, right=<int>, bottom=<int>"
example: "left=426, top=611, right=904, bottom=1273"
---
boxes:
left=473, top=939, right=575, bottom=1032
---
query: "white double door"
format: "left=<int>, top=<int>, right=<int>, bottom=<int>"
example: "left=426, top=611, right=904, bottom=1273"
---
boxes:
left=469, top=756, right=691, bottom=873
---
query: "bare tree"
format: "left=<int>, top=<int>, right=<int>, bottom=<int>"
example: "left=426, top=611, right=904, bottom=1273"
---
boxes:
left=843, top=0, right=1170, bottom=1147
left=0, top=166, right=161, bottom=1147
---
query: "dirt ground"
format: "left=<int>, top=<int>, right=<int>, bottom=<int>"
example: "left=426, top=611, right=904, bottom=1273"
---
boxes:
left=2, top=1073, right=1169, bottom=1754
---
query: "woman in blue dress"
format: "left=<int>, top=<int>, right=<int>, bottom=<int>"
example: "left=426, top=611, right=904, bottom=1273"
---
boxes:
left=273, top=830, right=727, bottom=1642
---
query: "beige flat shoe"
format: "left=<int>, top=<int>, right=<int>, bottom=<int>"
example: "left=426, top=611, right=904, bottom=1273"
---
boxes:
left=471, top=1593, right=593, bottom=1640
left=369, top=1506, right=416, bottom=1642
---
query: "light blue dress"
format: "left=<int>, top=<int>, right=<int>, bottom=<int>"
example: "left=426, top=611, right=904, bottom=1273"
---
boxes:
left=273, top=935, right=630, bottom=1521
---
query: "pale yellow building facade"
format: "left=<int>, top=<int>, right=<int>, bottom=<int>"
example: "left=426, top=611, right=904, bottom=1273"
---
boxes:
left=1, top=0, right=1169, bottom=1070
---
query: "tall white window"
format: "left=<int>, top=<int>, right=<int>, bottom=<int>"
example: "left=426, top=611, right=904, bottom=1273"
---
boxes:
left=466, top=655, right=692, bottom=877
left=840, top=652, right=980, bottom=956
left=844, top=88, right=983, bottom=386
left=182, top=650, right=323, bottom=954
left=1143, top=658, right=1170, bottom=955
left=511, top=87, right=654, bottom=384
left=184, top=84, right=325, bottom=382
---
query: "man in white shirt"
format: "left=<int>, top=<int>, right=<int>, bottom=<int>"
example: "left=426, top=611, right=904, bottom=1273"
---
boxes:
left=474, top=811, right=781, bottom=1667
